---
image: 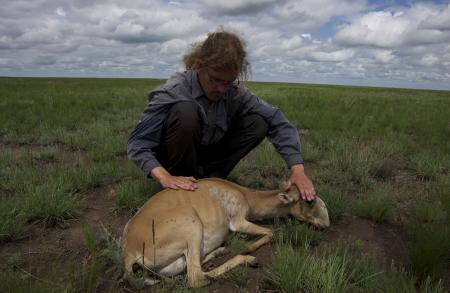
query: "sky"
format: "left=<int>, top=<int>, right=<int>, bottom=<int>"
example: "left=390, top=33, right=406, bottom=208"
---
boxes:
left=1, top=0, right=449, bottom=90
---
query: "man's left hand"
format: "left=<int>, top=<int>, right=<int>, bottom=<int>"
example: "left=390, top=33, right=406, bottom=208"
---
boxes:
left=285, top=164, right=316, bottom=202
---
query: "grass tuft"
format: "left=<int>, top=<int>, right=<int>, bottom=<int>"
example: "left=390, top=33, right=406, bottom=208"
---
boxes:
left=407, top=199, right=450, bottom=279
left=412, top=151, right=448, bottom=181
left=116, top=178, right=162, bottom=212
left=268, top=241, right=382, bottom=293
left=24, top=185, right=80, bottom=227
left=0, top=201, right=29, bottom=242
left=273, top=218, right=323, bottom=247
left=357, top=183, right=394, bottom=223
left=316, top=185, right=349, bottom=222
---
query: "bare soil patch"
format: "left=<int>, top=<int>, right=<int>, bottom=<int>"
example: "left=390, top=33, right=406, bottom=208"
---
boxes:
left=322, top=214, right=408, bottom=266
left=0, top=183, right=129, bottom=287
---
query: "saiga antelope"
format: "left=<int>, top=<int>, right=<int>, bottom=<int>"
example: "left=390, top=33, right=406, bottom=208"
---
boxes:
left=122, top=178, right=330, bottom=287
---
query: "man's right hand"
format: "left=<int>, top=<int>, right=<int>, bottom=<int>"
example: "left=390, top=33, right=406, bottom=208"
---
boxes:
left=150, top=166, right=198, bottom=191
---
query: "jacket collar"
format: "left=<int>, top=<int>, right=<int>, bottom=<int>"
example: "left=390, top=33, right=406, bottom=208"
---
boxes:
left=191, top=70, right=205, bottom=99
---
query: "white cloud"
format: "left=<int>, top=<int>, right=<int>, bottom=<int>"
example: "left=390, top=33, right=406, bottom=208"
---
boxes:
left=421, top=54, right=439, bottom=66
left=55, top=8, right=66, bottom=17
left=280, top=36, right=303, bottom=50
left=335, top=3, right=450, bottom=47
left=420, top=3, right=450, bottom=30
left=301, top=33, right=312, bottom=40
left=274, top=0, right=367, bottom=32
left=307, top=49, right=354, bottom=62
left=0, top=0, right=449, bottom=90
left=373, top=50, right=395, bottom=63
left=160, top=38, right=188, bottom=55
left=335, top=11, right=411, bottom=47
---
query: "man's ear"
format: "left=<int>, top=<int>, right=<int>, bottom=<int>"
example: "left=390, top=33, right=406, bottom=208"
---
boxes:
left=277, top=192, right=295, bottom=204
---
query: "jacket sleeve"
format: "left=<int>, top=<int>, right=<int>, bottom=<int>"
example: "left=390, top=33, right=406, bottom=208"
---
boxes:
left=236, top=87, right=304, bottom=167
left=127, top=108, right=168, bottom=176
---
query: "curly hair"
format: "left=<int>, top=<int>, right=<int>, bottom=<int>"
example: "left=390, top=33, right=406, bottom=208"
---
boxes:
left=183, top=28, right=250, bottom=80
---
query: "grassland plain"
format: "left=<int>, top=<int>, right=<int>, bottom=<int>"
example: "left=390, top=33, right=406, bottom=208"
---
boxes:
left=0, top=77, right=449, bottom=292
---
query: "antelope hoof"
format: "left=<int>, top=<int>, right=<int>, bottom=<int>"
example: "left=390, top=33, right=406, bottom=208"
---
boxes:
left=189, top=275, right=210, bottom=288
left=242, top=255, right=257, bottom=266
left=248, top=257, right=261, bottom=268
left=143, top=278, right=160, bottom=286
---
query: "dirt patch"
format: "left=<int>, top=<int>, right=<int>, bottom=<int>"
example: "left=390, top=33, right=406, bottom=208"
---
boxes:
left=322, top=214, right=408, bottom=266
left=0, top=183, right=129, bottom=283
left=206, top=242, right=275, bottom=293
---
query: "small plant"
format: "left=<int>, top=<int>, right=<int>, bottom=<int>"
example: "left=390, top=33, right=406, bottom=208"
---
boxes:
left=0, top=203, right=29, bottom=242
left=357, top=183, right=394, bottom=223
left=226, top=232, right=253, bottom=255
left=412, top=200, right=447, bottom=224
left=98, top=225, right=126, bottom=280
left=66, top=225, right=105, bottom=293
left=381, top=262, right=447, bottom=293
left=370, top=158, right=398, bottom=181
left=412, top=151, right=448, bottom=181
left=273, top=217, right=323, bottom=247
left=6, top=252, right=25, bottom=269
left=24, top=184, right=80, bottom=227
left=116, top=178, right=162, bottom=211
left=319, top=138, right=377, bottom=193
left=407, top=204, right=450, bottom=279
left=218, top=266, right=249, bottom=286
left=0, top=269, right=56, bottom=293
left=268, top=241, right=383, bottom=293
left=32, top=147, right=59, bottom=162
left=316, top=185, right=349, bottom=222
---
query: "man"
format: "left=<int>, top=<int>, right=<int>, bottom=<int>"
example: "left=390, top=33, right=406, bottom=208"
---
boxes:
left=127, top=28, right=315, bottom=201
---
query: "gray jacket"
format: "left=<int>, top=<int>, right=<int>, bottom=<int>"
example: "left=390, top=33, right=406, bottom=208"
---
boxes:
left=127, top=70, right=303, bottom=176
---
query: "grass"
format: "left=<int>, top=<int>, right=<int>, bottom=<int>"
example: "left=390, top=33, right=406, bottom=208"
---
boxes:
left=0, top=269, right=59, bottom=293
left=0, top=77, right=449, bottom=291
left=273, top=218, right=324, bottom=247
left=407, top=191, right=450, bottom=278
left=116, top=178, right=162, bottom=212
left=268, top=241, right=381, bottom=293
left=357, top=182, right=395, bottom=223
left=269, top=241, right=448, bottom=293
left=316, top=185, right=349, bottom=222
left=412, top=151, right=449, bottom=181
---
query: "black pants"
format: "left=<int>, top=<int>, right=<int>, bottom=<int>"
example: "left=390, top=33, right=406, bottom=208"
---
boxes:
left=156, top=102, right=268, bottom=178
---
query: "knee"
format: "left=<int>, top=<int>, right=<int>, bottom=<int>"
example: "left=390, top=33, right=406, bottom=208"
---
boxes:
left=166, top=102, right=201, bottom=133
left=247, top=114, right=268, bottom=140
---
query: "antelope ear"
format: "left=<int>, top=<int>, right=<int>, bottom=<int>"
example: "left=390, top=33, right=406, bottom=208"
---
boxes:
left=277, top=192, right=295, bottom=204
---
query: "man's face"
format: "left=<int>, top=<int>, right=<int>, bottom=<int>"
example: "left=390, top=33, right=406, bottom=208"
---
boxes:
left=198, top=67, right=237, bottom=102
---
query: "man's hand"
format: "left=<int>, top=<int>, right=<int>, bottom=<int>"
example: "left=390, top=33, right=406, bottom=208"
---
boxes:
left=150, top=166, right=198, bottom=191
left=285, top=164, right=315, bottom=201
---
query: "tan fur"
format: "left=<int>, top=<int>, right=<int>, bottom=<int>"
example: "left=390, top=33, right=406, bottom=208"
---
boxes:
left=122, top=178, right=330, bottom=287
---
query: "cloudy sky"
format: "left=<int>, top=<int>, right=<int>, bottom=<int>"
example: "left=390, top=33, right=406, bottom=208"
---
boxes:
left=1, top=0, right=449, bottom=90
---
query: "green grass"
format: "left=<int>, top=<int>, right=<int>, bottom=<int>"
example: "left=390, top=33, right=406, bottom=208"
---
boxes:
left=407, top=193, right=450, bottom=278
left=1, top=77, right=449, bottom=291
left=357, top=182, right=395, bottom=223
left=316, top=185, right=349, bottom=222
left=116, top=178, right=162, bottom=212
left=268, top=241, right=382, bottom=293
left=273, top=218, right=324, bottom=247
left=0, top=269, right=59, bottom=293
left=269, top=241, right=447, bottom=293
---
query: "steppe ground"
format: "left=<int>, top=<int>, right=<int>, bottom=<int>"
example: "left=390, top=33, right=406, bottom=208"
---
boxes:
left=0, top=77, right=449, bottom=292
